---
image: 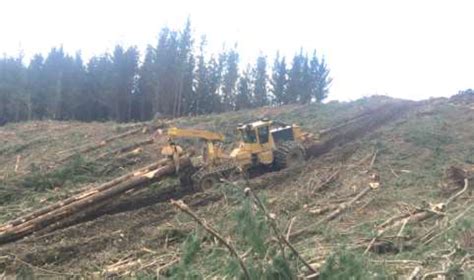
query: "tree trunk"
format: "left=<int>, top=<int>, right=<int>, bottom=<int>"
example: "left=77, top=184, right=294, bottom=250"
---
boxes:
left=0, top=157, right=191, bottom=244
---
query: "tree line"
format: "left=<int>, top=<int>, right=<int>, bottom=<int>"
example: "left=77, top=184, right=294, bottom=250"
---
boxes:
left=0, top=20, right=332, bottom=125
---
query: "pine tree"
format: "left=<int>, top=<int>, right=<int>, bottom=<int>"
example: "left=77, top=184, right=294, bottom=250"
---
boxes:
left=207, top=55, right=224, bottom=113
left=252, top=55, right=268, bottom=107
left=286, top=51, right=305, bottom=104
left=0, top=55, right=27, bottom=123
left=110, top=45, right=139, bottom=122
left=137, top=46, right=157, bottom=121
left=300, top=54, right=313, bottom=104
left=26, top=54, right=46, bottom=120
left=66, top=52, right=87, bottom=120
left=171, top=18, right=194, bottom=117
left=175, top=18, right=195, bottom=117
left=43, top=47, right=67, bottom=119
left=235, top=66, right=252, bottom=111
left=193, top=36, right=212, bottom=115
left=221, top=48, right=239, bottom=111
left=0, top=20, right=332, bottom=125
left=86, top=53, right=115, bottom=121
left=314, top=56, right=332, bottom=102
left=155, top=28, right=179, bottom=117
left=270, top=53, right=288, bottom=105
left=181, top=54, right=195, bottom=116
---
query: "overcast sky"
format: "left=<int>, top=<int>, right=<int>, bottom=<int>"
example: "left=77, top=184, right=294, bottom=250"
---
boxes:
left=1, top=0, right=473, bottom=101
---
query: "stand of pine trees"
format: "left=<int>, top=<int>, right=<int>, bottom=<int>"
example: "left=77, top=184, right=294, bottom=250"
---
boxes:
left=0, top=20, right=332, bottom=125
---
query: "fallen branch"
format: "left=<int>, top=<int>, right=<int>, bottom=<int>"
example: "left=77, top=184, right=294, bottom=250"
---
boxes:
left=421, top=270, right=447, bottom=280
left=365, top=179, right=470, bottom=254
left=170, top=199, right=251, bottom=280
left=422, top=202, right=473, bottom=245
left=445, top=178, right=469, bottom=206
left=14, top=155, right=21, bottom=173
left=365, top=210, right=436, bottom=254
left=312, top=169, right=340, bottom=193
left=155, top=258, right=180, bottom=276
left=245, top=188, right=318, bottom=275
left=308, top=204, right=339, bottom=216
left=95, top=138, right=154, bottom=160
left=369, top=149, right=378, bottom=169
left=407, top=266, right=422, bottom=280
left=291, top=185, right=375, bottom=242
left=58, top=127, right=145, bottom=163
left=8, top=254, right=77, bottom=276
left=286, top=217, right=296, bottom=241
left=389, top=165, right=399, bottom=178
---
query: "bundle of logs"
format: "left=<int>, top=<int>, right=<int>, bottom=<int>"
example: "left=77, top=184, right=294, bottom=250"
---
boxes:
left=0, top=157, right=191, bottom=245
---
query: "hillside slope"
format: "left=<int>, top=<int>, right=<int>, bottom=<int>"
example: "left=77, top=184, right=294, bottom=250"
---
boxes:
left=0, top=94, right=473, bottom=278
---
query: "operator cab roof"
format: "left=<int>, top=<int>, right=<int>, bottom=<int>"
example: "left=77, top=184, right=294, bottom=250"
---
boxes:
left=237, top=120, right=272, bottom=130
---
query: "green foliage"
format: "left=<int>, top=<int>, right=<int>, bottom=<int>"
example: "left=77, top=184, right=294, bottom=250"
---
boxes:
left=182, top=233, right=202, bottom=265
left=263, top=254, right=294, bottom=280
left=221, top=48, right=240, bottom=111
left=252, top=55, right=268, bottom=107
left=21, top=156, right=98, bottom=191
left=134, top=272, right=157, bottom=280
left=0, top=138, right=44, bottom=156
left=319, top=250, right=369, bottom=280
left=271, top=52, right=288, bottom=105
left=168, top=195, right=297, bottom=279
left=15, top=264, right=35, bottom=280
left=404, top=116, right=453, bottom=150
left=405, top=127, right=453, bottom=150
left=219, top=182, right=247, bottom=203
left=464, top=270, right=474, bottom=280
left=285, top=50, right=331, bottom=104
left=235, top=67, right=252, bottom=110
left=234, top=199, right=268, bottom=257
left=168, top=232, right=203, bottom=279
left=0, top=19, right=331, bottom=125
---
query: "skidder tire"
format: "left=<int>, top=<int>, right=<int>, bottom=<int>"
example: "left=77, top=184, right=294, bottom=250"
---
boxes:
left=178, top=165, right=196, bottom=188
left=198, top=174, right=219, bottom=191
left=274, top=141, right=306, bottom=169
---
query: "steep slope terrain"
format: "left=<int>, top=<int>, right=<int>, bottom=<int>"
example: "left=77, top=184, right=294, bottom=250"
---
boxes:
left=0, top=94, right=473, bottom=278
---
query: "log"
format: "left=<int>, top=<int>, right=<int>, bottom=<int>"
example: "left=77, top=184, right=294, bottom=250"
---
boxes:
left=58, top=127, right=145, bottom=163
left=95, top=138, right=154, bottom=160
left=0, top=158, right=170, bottom=231
left=0, top=157, right=190, bottom=244
left=290, top=185, right=374, bottom=242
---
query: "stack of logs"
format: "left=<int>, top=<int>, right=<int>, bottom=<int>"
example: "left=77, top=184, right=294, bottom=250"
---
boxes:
left=0, top=157, right=191, bottom=245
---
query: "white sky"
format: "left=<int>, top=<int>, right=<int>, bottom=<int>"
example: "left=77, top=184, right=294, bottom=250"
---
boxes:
left=1, top=0, right=473, bottom=101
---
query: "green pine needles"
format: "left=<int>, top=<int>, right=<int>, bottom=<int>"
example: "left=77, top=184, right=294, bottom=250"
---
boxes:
left=167, top=193, right=299, bottom=279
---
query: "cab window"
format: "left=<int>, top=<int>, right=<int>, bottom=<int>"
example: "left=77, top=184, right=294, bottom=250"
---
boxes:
left=242, top=129, right=257, bottom=143
left=258, top=126, right=269, bottom=144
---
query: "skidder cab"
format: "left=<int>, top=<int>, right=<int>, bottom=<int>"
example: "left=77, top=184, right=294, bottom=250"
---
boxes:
left=230, top=118, right=310, bottom=171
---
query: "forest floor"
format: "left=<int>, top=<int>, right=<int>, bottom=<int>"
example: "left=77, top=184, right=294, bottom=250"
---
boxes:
left=0, top=93, right=474, bottom=279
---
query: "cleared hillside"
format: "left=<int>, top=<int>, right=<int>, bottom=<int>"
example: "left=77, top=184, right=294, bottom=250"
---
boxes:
left=0, top=94, right=473, bottom=279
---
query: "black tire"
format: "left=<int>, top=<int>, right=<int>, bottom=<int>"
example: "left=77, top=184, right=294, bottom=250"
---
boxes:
left=274, top=141, right=306, bottom=169
left=178, top=165, right=196, bottom=188
left=197, top=174, right=219, bottom=191
left=191, top=164, right=237, bottom=191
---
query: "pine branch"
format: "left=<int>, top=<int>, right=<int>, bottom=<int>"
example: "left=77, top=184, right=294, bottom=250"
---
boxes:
left=170, top=199, right=251, bottom=280
left=244, top=187, right=318, bottom=275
